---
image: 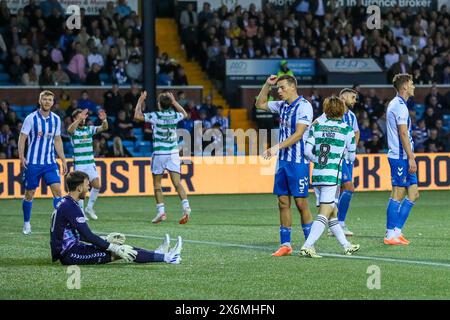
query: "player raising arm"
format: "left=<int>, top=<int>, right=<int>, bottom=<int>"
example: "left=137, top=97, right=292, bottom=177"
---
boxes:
left=134, top=91, right=191, bottom=224
left=67, top=108, right=109, bottom=220
left=50, top=171, right=183, bottom=265
left=300, top=96, right=360, bottom=258
left=18, top=90, right=67, bottom=235
left=256, top=75, right=314, bottom=257
left=384, top=73, right=419, bottom=245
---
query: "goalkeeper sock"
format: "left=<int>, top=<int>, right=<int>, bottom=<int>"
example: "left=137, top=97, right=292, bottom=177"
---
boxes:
left=133, top=247, right=165, bottom=263
left=78, top=199, right=84, bottom=211
left=301, top=222, right=313, bottom=240
left=329, top=218, right=350, bottom=248
left=280, top=226, right=291, bottom=247
left=53, top=197, right=62, bottom=209
left=156, top=203, right=165, bottom=215
left=87, top=188, right=99, bottom=209
left=23, top=199, right=32, bottom=223
left=397, top=198, right=414, bottom=229
left=386, top=198, right=400, bottom=239
left=304, top=215, right=328, bottom=248
left=337, top=190, right=353, bottom=223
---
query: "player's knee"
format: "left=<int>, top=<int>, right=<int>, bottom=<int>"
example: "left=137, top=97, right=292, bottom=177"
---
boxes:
left=295, top=198, right=309, bottom=211
left=410, top=191, right=419, bottom=202
left=278, top=198, right=290, bottom=209
left=24, top=190, right=35, bottom=201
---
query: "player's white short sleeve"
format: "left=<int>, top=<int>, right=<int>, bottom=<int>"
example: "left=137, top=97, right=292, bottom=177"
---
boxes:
left=144, top=112, right=157, bottom=124
left=267, top=100, right=283, bottom=114
left=296, top=100, right=313, bottom=126
left=55, top=115, right=61, bottom=136
left=89, top=125, right=97, bottom=135
left=176, top=112, right=184, bottom=122
left=21, top=115, right=33, bottom=135
left=395, top=104, right=409, bottom=125
left=350, top=111, right=359, bottom=132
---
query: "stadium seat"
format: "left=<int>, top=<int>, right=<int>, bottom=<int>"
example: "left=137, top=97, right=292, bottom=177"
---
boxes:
left=0, top=64, right=4, bottom=72
left=99, top=72, right=112, bottom=84
left=414, top=104, right=425, bottom=119
left=443, top=115, right=450, bottom=128
left=0, top=72, right=11, bottom=84
left=122, top=140, right=135, bottom=150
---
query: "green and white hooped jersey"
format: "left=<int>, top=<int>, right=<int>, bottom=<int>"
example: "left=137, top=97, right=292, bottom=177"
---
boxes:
left=306, top=117, right=356, bottom=186
left=144, top=110, right=184, bottom=155
left=71, top=126, right=97, bottom=166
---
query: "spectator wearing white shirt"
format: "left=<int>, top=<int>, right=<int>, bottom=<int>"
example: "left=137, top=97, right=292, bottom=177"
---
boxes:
left=87, top=47, right=104, bottom=69
left=384, top=46, right=399, bottom=69
left=352, top=29, right=365, bottom=52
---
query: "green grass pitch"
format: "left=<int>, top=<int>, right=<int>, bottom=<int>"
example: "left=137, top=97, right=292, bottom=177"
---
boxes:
left=1, top=191, right=449, bottom=299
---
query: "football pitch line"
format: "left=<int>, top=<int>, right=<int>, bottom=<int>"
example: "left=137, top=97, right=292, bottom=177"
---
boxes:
left=99, top=231, right=450, bottom=269
left=9, top=231, right=450, bottom=269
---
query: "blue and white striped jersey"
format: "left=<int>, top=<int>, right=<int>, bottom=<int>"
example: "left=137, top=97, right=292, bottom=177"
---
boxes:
left=387, top=95, right=413, bottom=159
left=268, top=96, right=313, bottom=164
left=21, top=110, right=61, bottom=165
left=317, top=110, right=359, bottom=133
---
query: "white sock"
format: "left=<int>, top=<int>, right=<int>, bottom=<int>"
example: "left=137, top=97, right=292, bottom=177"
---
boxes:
left=329, top=218, right=350, bottom=248
left=87, top=188, right=99, bottom=209
left=24, top=221, right=31, bottom=228
left=156, top=203, right=165, bottom=215
left=78, top=199, right=84, bottom=212
left=394, top=227, right=402, bottom=237
left=386, top=229, right=396, bottom=239
left=339, top=221, right=346, bottom=228
left=181, top=199, right=190, bottom=211
left=304, top=215, right=328, bottom=248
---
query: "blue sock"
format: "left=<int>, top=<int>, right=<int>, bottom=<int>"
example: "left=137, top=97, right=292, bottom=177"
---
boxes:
left=53, top=197, right=63, bottom=209
left=133, top=247, right=165, bottom=263
left=280, top=226, right=291, bottom=246
left=302, top=223, right=313, bottom=240
left=386, top=198, right=401, bottom=230
left=23, top=199, right=33, bottom=223
left=396, top=198, right=415, bottom=229
left=337, top=190, right=353, bottom=222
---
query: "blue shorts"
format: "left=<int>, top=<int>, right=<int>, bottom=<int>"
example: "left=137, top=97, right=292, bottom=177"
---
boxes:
left=388, top=158, right=418, bottom=187
left=23, top=163, right=60, bottom=190
left=273, top=160, right=309, bottom=197
left=341, top=161, right=353, bottom=184
left=60, top=243, right=112, bottom=265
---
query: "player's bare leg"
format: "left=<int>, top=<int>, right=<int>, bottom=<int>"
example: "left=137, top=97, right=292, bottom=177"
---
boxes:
left=272, top=195, right=293, bottom=256
left=84, top=178, right=100, bottom=220
left=22, top=189, right=36, bottom=235
left=152, top=174, right=166, bottom=223
left=169, top=171, right=191, bottom=224
left=294, top=197, right=313, bottom=240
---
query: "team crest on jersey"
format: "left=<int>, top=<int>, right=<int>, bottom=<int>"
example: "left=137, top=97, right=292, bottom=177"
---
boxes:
left=76, top=217, right=86, bottom=223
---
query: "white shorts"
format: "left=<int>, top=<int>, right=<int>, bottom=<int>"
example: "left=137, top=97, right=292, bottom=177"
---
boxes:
left=314, top=185, right=340, bottom=207
left=151, top=153, right=181, bottom=175
left=74, top=164, right=99, bottom=182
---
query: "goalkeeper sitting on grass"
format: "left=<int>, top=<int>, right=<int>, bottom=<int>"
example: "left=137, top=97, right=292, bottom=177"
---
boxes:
left=50, top=171, right=183, bottom=265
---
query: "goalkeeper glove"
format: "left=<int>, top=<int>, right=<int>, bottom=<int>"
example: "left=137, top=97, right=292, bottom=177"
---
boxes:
left=103, top=232, right=126, bottom=245
left=107, top=243, right=137, bottom=262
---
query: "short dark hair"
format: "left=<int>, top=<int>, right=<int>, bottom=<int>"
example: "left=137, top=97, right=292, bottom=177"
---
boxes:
left=392, top=73, right=412, bottom=91
left=66, top=171, right=89, bottom=191
left=276, top=75, right=297, bottom=87
left=339, top=88, right=357, bottom=96
left=158, top=93, right=173, bottom=110
left=71, top=108, right=83, bottom=119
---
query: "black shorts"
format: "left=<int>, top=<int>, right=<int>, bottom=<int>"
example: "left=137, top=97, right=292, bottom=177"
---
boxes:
left=60, top=243, right=112, bottom=265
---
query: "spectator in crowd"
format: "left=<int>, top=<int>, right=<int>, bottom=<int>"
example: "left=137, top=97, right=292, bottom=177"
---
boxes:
left=103, top=84, right=123, bottom=116
left=198, top=95, right=217, bottom=119
left=52, top=63, right=70, bottom=85
left=39, top=65, right=53, bottom=85
left=85, top=63, right=102, bottom=85
left=107, top=136, right=131, bottom=157
left=179, top=3, right=198, bottom=61
left=126, top=53, right=143, bottom=83
left=412, top=119, right=429, bottom=152
left=424, top=128, right=445, bottom=152
left=423, top=106, right=441, bottom=129
left=114, top=109, right=135, bottom=141
left=211, top=106, right=229, bottom=131
left=66, top=43, right=87, bottom=83
left=78, top=90, right=98, bottom=114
